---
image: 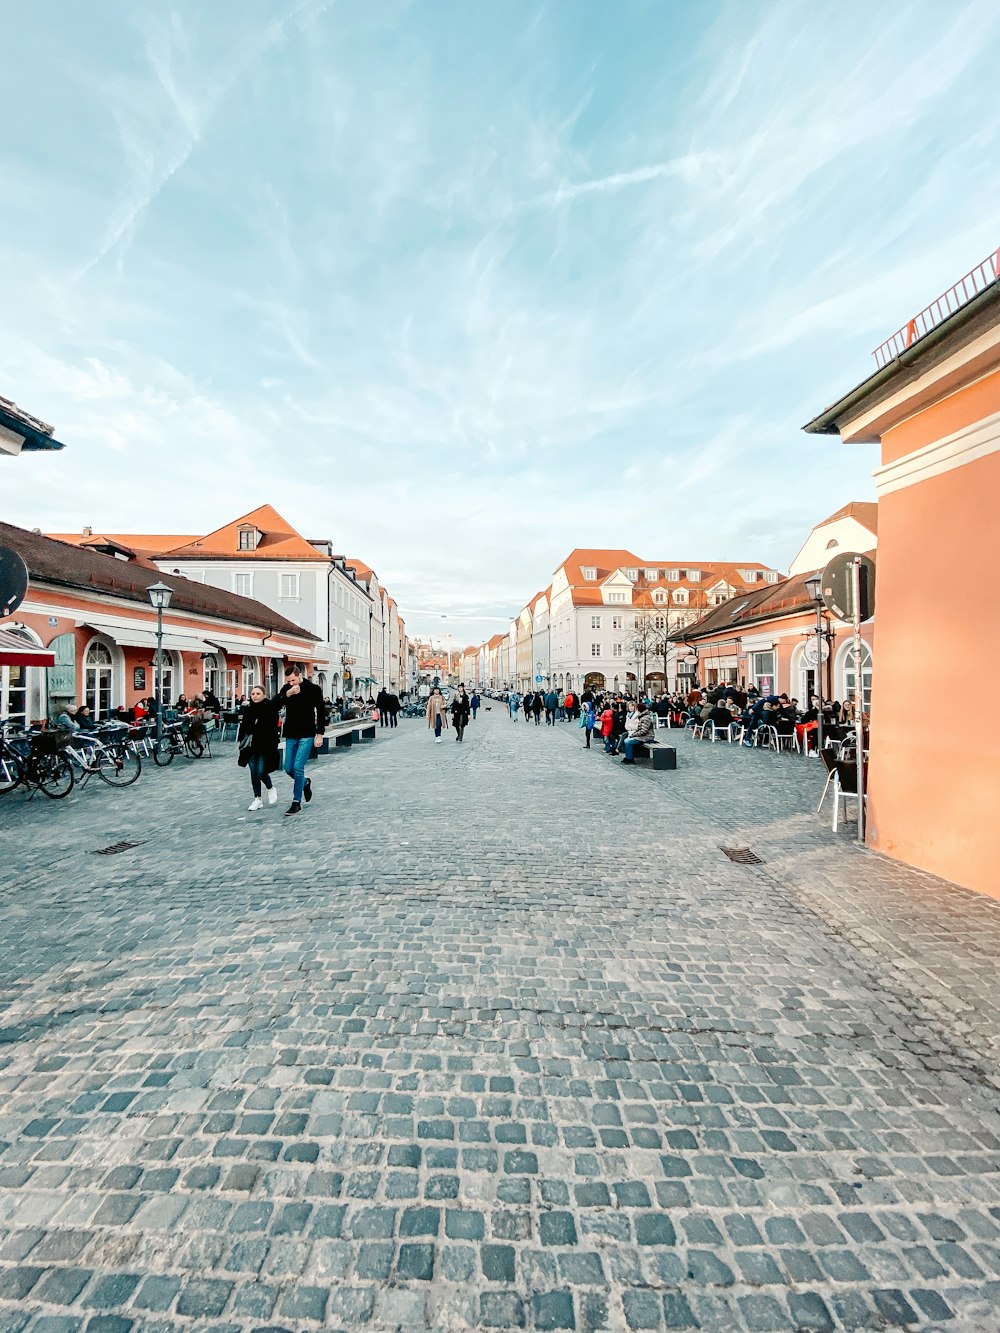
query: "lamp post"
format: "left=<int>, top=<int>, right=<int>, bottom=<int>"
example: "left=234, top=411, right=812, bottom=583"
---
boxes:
left=147, top=581, right=173, bottom=745
left=803, top=575, right=825, bottom=754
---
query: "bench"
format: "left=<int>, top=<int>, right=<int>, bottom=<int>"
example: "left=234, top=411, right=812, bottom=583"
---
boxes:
left=301, top=720, right=377, bottom=755
left=631, top=743, right=677, bottom=771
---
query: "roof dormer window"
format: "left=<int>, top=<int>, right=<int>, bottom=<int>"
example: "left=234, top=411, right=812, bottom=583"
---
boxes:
left=665, top=569, right=679, bottom=582
left=237, top=525, right=259, bottom=552
left=687, top=569, right=701, bottom=582
left=581, top=566, right=596, bottom=581
left=625, top=568, right=638, bottom=582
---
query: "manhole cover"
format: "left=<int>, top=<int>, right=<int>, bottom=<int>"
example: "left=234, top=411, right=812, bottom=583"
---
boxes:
left=93, top=840, right=146, bottom=856
left=720, top=846, right=764, bottom=865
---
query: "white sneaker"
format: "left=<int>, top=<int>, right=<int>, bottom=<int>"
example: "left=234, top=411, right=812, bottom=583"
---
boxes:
left=435, top=737, right=442, bottom=743
left=266, top=787, right=277, bottom=805
left=248, top=797, right=264, bottom=811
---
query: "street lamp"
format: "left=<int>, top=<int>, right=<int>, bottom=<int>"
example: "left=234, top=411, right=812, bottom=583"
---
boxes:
left=803, top=575, right=826, bottom=754
left=147, top=581, right=173, bottom=745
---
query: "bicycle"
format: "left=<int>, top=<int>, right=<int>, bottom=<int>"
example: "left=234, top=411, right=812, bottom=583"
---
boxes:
left=64, top=725, right=142, bottom=787
left=0, top=723, right=75, bottom=799
left=152, top=716, right=211, bottom=766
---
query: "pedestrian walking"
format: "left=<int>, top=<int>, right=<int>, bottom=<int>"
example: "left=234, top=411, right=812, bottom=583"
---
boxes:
left=386, top=692, right=400, bottom=728
left=522, top=691, right=533, bottom=722
left=580, top=699, right=596, bottom=749
left=544, top=687, right=558, bottom=725
left=470, top=690, right=480, bottom=720
left=532, top=691, right=543, bottom=726
left=277, top=663, right=325, bottom=817
left=376, top=687, right=389, bottom=727
left=508, top=691, right=520, bottom=719
left=238, top=685, right=281, bottom=810
left=451, top=684, right=471, bottom=742
left=426, top=686, right=449, bottom=742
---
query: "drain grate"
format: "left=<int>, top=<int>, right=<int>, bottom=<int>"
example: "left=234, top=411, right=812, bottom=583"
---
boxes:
left=93, top=839, right=146, bottom=856
left=721, top=846, right=764, bottom=865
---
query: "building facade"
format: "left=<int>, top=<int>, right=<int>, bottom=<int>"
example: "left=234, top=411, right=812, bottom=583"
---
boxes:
left=0, top=521, right=317, bottom=726
left=805, top=247, right=1000, bottom=899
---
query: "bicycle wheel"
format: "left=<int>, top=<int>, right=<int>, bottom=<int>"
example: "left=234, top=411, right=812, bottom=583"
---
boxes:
left=186, top=736, right=205, bottom=758
left=0, top=749, right=24, bottom=795
left=153, top=737, right=176, bottom=766
left=98, top=747, right=142, bottom=786
left=36, top=753, right=75, bottom=799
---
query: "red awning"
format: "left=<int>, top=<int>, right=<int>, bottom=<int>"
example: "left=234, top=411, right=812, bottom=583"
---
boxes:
left=0, top=627, right=55, bottom=667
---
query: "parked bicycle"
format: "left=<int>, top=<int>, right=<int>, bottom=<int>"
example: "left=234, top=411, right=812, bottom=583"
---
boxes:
left=0, top=722, right=75, bottom=799
left=152, top=717, right=212, bottom=766
left=64, top=724, right=142, bottom=787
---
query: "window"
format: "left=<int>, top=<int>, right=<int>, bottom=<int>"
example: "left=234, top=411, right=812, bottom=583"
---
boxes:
left=612, top=644, right=623, bottom=658
left=654, top=616, right=665, bottom=630
left=654, top=589, right=666, bottom=603
left=713, top=594, right=727, bottom=606
left=738, top=568, right=761, bottom=582
left=765, top=571, right=781, bottom=583
left=612, top=616, right=623, bottom=630
left=825, top=539, right=839, bottom=550
left=591, top=643, right=601, bottom=656
left=687, top=569, right=701, bottom=582
left=235, top=573, right=253, bottom=598
left=608, top=591, right=627, bottom=603
left=644, top=568, right=659, bottom=581
left=666, top=569, right=679, bottom=582
left=841, top=641, right=873, bottom=712
left=237, top=526, right=258, bottom=551
left=581, top=566, right=596, bottom=580
left=84, top=640, right=114, bottom=720
left=625, top=568, right=638, bottom=582
left=751, top=651, right=775, bottom=692
left=203, top=653, right=222, bottom=695
left=673, top=589, right=688, bottom=605
left=280, top=573, right=300, bottom=599
left=242, top=656, right=259, bottom=691
left=591, top=615, right=602, bottom=629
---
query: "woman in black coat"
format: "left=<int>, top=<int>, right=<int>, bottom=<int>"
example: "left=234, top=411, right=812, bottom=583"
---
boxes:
left=237, top=685, right=281, bottom=811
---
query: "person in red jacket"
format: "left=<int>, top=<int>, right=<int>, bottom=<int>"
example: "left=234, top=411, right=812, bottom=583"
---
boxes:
left=597, top=704, right=614, bottom=753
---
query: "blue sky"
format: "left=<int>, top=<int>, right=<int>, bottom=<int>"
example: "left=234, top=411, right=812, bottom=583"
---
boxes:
left=4, top=0, right=1000, bottom=644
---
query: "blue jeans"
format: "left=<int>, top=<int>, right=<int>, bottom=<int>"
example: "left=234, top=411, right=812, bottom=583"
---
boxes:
left=248, top=753, right=273, bottom=799
left=622, top=737, right=649, bottom=761
left=283, top=736, right=312, bottom=802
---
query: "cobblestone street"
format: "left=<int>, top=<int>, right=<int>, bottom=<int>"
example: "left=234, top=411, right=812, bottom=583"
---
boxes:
left=2, top=710, right=1000, bottom=1332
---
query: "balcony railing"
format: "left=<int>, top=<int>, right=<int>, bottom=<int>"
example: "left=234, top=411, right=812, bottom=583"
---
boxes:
left=872, top=247, right=1000, bottom=369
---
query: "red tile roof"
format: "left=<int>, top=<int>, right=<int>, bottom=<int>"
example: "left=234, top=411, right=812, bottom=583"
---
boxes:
left=818, top=501, right=878, bottom=533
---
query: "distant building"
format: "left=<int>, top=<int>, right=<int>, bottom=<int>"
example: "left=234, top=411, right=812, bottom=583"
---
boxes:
left=0, top=394, right=67, bottom=457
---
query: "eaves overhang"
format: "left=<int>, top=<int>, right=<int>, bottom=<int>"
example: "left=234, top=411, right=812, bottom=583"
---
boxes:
left=803, top=277, right=1000, bottom=436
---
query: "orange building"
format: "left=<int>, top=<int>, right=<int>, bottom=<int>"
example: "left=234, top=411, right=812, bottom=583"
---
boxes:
left=805, top=247, right=1000, bottom=898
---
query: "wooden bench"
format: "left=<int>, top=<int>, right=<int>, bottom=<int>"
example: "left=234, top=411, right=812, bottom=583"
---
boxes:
left=309, top=720, right=377, bottom=755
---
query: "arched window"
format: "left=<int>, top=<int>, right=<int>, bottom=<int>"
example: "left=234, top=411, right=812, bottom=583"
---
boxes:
left=242, top=656, right=259, bottom=691
left=153, top=650, right=179, bottom=706
left=85, top=640, right=115, bottom=719
left=203, top=652, right=222, bottom=696
left=837, top=640, right=873, bottom=712
left=1, top=626, right=38, bottom=727
left=826, top=538, right=839, bottom=549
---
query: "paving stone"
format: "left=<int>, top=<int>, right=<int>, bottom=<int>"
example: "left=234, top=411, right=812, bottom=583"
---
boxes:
left=2, top=713, right=1000, bottom=1332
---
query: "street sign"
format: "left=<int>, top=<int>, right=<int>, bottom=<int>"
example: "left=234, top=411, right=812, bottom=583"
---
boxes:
left=821, top=552, right=875, bottom=624
left=0, top=546, right=29, bottom=618
left=535, top=675, right=543, bottom=683
left=803, top=638, right=830, bottom=667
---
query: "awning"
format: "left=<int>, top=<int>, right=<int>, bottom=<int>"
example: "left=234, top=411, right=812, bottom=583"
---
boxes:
left=82, top=618, right=158, bottom=649
left=0, top=627, right=55, bottom=667
left=161, top=634, right=214, bottom=655
left=205, top=637, right=264, bottom=659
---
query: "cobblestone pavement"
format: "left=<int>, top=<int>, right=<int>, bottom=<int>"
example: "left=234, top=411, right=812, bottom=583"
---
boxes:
left=2, top=709, right=1000, bottom=1332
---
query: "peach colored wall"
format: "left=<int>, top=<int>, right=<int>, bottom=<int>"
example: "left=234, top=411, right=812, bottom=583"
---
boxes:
left=881, top=365, right=1000, bottom=463
left=867, top=447, right=1000, bottom=898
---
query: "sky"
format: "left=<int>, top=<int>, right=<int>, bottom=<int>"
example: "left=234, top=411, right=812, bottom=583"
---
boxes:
left=4, top=0, right=1000, bottom=646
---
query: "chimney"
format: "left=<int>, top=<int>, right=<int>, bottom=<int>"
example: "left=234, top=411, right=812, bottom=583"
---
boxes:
left=82, top=525, right=92, bottom=537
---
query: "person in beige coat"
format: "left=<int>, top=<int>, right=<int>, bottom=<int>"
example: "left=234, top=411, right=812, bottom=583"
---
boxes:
left=426, top=687, right=449, bottom=743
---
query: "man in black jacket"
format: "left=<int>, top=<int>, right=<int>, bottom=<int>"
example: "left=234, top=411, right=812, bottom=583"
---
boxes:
left=278, top=664, right=325, bottom=816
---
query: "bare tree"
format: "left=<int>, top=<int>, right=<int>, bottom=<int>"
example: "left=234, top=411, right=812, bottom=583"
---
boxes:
left=626, top=611, right=662, bottom=696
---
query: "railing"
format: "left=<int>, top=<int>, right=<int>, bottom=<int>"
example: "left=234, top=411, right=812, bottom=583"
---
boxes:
left=872, top=247, right=1000, bottom=369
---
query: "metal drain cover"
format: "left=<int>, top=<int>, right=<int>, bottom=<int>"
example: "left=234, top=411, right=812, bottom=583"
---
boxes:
left=721, top=846, right=764, bottom=865
left=93, top=840, right=146, bottom=856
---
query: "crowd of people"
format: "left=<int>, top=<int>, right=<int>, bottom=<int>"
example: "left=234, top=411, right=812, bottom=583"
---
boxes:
left=424, top=684, right=481, bottom=742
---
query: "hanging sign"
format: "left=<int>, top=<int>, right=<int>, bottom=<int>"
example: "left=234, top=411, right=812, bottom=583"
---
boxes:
left=0, top=546, right=29, bottom=617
